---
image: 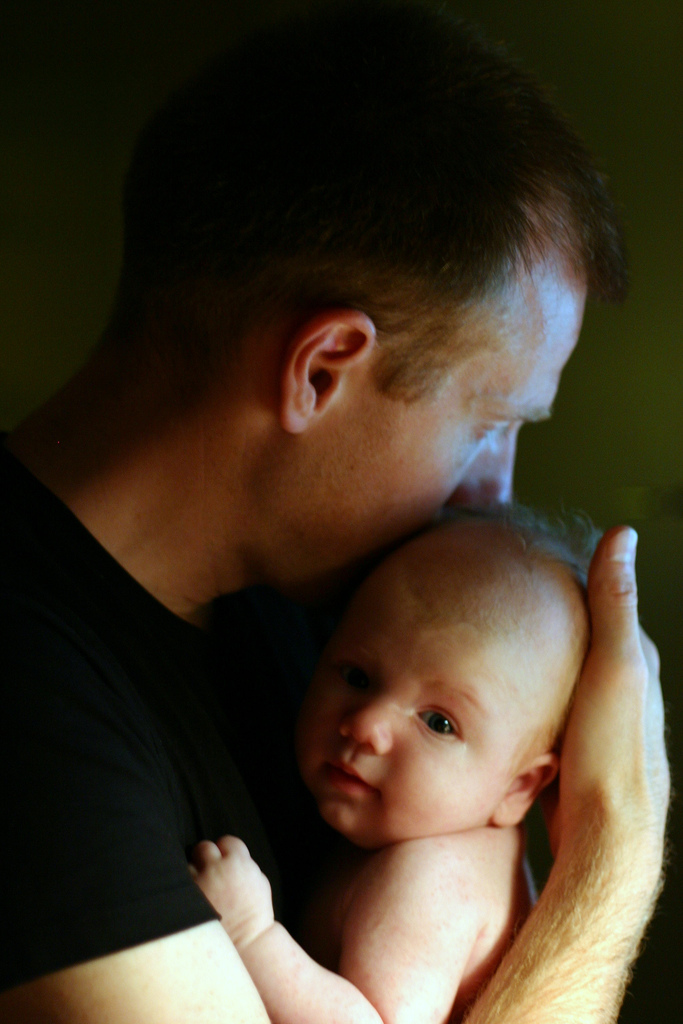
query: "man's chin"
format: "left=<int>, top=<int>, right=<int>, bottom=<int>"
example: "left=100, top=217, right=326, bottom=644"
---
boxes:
left=276, top=557, right=377, bottom=611
left=282, top=529, right=437, bottom=609
left=270, top=512, right=444, bottom=609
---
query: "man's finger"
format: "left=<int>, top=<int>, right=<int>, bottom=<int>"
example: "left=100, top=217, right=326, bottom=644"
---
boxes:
left=587, top=525, right=642, bottom=663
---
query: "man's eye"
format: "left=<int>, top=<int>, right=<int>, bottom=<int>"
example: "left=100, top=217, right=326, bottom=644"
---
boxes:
left=420, top=711, right=456, bottom=736
left=340, top=665, right=370, bottom=689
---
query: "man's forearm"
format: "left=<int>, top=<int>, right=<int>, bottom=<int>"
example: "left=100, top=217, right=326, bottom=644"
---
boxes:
left=462, top=528, right=667, bottom=1024
left=462, top=803, right=664, bottom=1024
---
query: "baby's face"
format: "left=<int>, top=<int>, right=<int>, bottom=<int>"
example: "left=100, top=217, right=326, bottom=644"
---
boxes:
left=295, top=523, right=585, bottom=850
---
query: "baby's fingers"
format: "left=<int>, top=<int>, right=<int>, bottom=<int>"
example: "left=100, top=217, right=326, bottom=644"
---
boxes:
left=190, top=839, right=223, bottom=871
left=215, top=835, right=252, bottom=860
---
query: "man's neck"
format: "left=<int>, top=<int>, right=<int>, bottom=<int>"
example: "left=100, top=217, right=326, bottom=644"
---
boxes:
left=6, top=345, right=255, bottom=627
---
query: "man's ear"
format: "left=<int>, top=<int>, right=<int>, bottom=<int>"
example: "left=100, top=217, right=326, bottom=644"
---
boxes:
left=488, top=752, right=559, bottom=828
left=279, top=309, right=377, bottom=434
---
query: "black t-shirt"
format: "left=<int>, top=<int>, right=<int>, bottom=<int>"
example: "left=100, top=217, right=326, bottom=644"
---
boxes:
left=0, top=443, right=328, bottom=992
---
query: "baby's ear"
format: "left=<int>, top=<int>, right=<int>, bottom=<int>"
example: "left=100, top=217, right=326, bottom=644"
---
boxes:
left=489, top=752, right=559, bottom=828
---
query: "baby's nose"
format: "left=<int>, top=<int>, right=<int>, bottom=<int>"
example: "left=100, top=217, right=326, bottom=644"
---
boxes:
left=339, top=703, right=393, bottom=755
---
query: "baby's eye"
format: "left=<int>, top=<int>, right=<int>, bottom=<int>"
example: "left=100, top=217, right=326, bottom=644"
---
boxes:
left=340, top=665, right=370, bottom=690
left=420, top=711, right=456, bottom=736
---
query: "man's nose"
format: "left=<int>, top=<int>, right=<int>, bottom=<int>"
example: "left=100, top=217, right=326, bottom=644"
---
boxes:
left=447, top=425, right=519, bottom=508
left=339, top=702, right=393, bottom=755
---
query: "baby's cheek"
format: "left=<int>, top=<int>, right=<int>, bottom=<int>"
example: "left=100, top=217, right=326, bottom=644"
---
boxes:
left=401, top=773, right=453, bottom=832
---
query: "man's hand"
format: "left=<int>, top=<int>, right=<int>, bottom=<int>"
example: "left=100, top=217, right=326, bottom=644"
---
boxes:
left=549, top=526, right=669, bottom=891
left=461, top=526, right=669, bottom=1024
left=191, top=836, right=276, bottom=951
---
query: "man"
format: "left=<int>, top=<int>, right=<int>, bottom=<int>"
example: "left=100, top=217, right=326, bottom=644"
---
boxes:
left=0, top=3, right=668, bottom=1022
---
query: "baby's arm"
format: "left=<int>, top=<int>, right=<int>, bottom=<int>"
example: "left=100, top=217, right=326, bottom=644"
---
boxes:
left=191, top=836, right=383, bottom=1024
left=336, top=828, right=525, bottom=1024
left=193, top=830, right=522, bottom=1024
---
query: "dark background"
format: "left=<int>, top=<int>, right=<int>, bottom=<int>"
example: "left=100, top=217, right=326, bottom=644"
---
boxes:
left=1, top=0, right=680, bottom=1017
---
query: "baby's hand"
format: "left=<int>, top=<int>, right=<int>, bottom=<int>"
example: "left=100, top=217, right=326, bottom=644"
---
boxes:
left=190, top=835, right=275, bottom=950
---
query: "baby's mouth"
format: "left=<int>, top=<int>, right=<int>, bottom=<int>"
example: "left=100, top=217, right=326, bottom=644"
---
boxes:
left=326, top=761, right=380, bottom=796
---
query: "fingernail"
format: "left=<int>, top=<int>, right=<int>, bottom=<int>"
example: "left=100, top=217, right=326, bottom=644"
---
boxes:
left=610, top=527, right=638, bottom=564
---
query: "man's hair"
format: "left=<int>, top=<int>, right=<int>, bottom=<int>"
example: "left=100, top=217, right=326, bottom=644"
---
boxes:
left=109, top=0, right=628, bottom=396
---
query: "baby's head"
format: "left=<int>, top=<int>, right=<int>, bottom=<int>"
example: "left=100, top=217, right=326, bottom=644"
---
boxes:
left=296, top=506, right=597, bottom=850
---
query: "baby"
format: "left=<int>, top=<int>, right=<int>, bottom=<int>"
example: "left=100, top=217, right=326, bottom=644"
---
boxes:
left=192, top=507, right=596, bottom=1024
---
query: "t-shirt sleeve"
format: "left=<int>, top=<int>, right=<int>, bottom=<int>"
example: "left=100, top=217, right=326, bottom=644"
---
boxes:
left=0, top=595, right=219, bottom=992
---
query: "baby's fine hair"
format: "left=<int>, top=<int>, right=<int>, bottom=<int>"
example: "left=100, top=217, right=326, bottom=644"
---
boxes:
left=437, top=502, right=602, bottom=749
left=436, top=502, right=601, bottom=593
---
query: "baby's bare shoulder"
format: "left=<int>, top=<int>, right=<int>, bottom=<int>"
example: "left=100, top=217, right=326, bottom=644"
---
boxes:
left=371, top=826, right=524, bottom=879
left=354, top=826, right=526, bottom=917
